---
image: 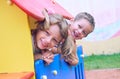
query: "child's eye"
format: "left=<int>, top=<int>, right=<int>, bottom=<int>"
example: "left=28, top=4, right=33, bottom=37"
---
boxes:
left=78, top=25, right=82, bottom=28
left=45, top=31, right=50, bottom=36
left=52, top=39, right=59, bottom=45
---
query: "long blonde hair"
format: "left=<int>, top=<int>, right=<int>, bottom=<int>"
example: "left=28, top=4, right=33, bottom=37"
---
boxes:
left=32, top=9, right=75, bottom=58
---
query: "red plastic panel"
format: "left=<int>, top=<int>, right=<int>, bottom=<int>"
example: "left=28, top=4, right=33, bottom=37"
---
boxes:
left=12, top=0, right=73, bottom=21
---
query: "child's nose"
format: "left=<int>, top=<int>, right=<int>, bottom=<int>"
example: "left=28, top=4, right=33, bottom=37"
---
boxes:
left=46, top=36, right=52, bottom=44
left=78, top=30, right=84, bottom=37
left=78, top=29, right=82, bottom=35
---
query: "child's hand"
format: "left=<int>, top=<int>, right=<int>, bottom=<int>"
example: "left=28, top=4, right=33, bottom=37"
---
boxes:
left=42, top=51, right=54, bottom=65
left=48, top=46, right=61, bottom=54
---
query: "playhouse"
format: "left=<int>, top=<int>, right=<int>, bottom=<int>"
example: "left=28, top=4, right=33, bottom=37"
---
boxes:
left=0, top=0, right=85, bottom=79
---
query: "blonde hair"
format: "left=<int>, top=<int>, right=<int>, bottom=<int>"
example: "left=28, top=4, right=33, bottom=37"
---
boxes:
left=61, top=36, right=78, bottom=66
left=34, top=9, right=68, bottom=39
left=61, top=36, right=75, bottom=56
left=32, top=9, right=75, bottom=56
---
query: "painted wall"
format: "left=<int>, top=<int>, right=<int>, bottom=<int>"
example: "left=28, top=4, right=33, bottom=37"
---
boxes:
left=0, top=1, right=35, bottom=79
left=57, top=0, right=120, bottom=55
left=76, top=36, right=120, bottom=55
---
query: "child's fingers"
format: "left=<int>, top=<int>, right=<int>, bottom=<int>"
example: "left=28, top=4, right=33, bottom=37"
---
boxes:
left=44, top=58, right=53, bottom=65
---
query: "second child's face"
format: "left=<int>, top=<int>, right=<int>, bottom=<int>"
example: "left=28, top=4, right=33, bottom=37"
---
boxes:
left=36, top=24, right=63, bottom=50
left=70, top=18, right=93, bottom=40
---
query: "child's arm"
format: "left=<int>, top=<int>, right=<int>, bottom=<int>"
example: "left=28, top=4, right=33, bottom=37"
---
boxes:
left=64, top=45, right=78, bottom=66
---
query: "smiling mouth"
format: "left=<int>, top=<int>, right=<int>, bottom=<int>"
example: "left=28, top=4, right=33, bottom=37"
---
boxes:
left=72, top=31, right=79, bottom=38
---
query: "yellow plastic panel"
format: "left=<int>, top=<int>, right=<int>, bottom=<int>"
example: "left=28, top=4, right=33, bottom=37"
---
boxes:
left=0, top=0, right=34, bottom=76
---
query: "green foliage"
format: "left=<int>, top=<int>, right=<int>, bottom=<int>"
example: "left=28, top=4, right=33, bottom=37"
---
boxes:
left=84, top=53, right=120, bottom=70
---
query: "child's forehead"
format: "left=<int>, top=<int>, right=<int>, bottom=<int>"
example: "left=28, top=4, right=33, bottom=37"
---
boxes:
left=74, top=19, right=89, bottom=25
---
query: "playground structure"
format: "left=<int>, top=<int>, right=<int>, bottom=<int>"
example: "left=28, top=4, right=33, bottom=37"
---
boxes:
left=0, top=0, right=85, bottom=79
left=35, top=46, right=85, bottom=79
left=0, top=0, right=35, bottom=78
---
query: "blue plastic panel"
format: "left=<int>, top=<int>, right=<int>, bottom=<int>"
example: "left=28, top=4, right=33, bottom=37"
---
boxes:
left=75, top=46, right=85, bottom=79
left=34, top=46, right=85, bottom=79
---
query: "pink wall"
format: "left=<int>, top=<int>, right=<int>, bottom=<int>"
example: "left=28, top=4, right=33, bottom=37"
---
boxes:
left=57, top=0, right=120, bottom=41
